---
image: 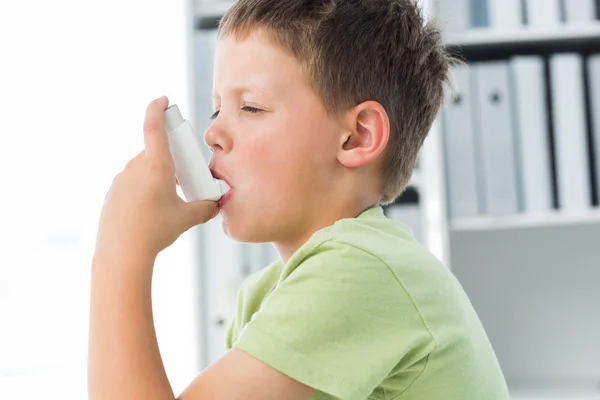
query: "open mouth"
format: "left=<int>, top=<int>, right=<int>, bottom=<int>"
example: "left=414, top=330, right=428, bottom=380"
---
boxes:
left=218, top=188, right=233, bottom=208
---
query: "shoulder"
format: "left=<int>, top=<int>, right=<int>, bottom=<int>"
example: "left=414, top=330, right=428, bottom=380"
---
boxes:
left=314, top=207, right=450, bottom=282
left=282, top=234, right=396, bottom=288
left=279, top=237, right=424, bottom=323
left=237, top=260, right=283, bottom=307
left=286, top=207, right=442, bottom=284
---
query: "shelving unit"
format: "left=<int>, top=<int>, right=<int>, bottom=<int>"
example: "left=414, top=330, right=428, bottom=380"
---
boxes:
left=447, top=23, right=600, bottom=48
left=445, top=24, right=600, bottom=61
left=511, top=389, right=600, bottom=400
left=451, top=209, right=600, bottom=231
left=436, top=14, right=600, bottom=399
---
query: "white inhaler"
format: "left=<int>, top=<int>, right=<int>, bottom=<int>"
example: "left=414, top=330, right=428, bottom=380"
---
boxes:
left=164, top=104, right=230, bottom=202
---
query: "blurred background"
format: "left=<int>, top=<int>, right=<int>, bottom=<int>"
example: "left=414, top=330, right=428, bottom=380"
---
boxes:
left=1, top=0, right=599, bottom=398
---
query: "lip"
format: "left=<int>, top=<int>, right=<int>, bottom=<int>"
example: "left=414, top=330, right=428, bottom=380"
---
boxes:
left=209, top=167, right=232, bottom=188
left=218, top=189, right=233, bottom=208
left=209, top=166, right=233, bottom=208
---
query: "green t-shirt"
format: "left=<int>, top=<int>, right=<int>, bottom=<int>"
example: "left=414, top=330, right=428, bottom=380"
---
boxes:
left=226, top=206, right=509, bottom=400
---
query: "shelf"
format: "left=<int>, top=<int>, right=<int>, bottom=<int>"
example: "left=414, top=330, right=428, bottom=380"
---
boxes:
left=451, top=209, right=600, bottom=232
left=447, top=23, right=600, bottom=47
left=510, top=387, right=600, bottom=400
left=512, top=396, right=600, bottom=400
left=445, top=23, right=600, bottom=60
left=193, top=5, right=600, bottom=54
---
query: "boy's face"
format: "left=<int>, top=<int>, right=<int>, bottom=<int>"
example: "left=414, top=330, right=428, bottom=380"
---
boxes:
left=207, top=29, right=345, bottom=244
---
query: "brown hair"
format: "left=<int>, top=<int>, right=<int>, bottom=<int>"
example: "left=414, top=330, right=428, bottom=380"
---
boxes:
left=219, top=0, right=451, bottom=204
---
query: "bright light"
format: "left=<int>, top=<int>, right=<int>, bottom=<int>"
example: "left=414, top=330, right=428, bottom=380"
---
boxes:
left=0, top=1, right=199, bottom=398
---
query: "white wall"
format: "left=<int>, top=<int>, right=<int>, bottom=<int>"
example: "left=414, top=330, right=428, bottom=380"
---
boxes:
left=0, top=0, right=200, bottom=398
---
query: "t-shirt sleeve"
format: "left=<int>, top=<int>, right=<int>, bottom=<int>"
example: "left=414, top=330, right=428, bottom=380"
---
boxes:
left=231, top=240, right=435, bottom=400
left=225, top=288, right=242, bottom=350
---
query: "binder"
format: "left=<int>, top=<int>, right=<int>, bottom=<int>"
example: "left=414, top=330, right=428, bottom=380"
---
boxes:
left=524, top=0, right=561, bottom=27
left=472, top=61, right=520, bottom=216
left=549, top=53, right=592, bottom=212
left=441, top=65, right=480, bottom=218
left=586, top=54, right=600, bottom=205
left=470, top=0, right=489, bottom=28
left=509, top=56, right=553, bottom=214
left=434, top=0, right=470, bottom=32
left=488, top=0, right=522, bottom=28
left=563, top=0, right=597, bottom=23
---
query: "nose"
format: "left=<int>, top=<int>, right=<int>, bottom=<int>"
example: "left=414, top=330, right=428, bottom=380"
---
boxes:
left=204, top=119, right=233, bottom=153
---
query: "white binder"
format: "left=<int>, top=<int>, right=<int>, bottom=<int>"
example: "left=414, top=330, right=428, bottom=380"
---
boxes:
left=509, top=56, right=553, bottom=214
left=488, top=0, right=522, bottom=29
left=434, top=0, right=470, bottom=32
left=549, top=53, right=592, bottom=212
left=472, top=61, right=520, bottom=216
left=442, top=65, right=480, bottom=218
left=524, top=0, right=561, bottom=27
left=563, top=0, right=597, bottom=23
left=586, top=54, right=600, bottom=205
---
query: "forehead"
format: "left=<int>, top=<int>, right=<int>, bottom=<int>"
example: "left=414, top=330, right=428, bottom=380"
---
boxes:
left=212, top=30, right=309, bottom=97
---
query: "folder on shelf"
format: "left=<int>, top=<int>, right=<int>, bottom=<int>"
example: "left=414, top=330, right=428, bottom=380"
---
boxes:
left=488, top=0, right=522, bottom=29
left=472, top=61, right=520, bottom=216
left=524, top=0, right=561, bottom=27
left=470, top=0, right=489, bottom=28
left=441, top=65, right=481, bottom=218
left=586, top=54, right=600, bottom=205
left=509, top=56, right=553, bottom=214
left=549, top=53, right=592, bottom=212
left=563, top=0, right=597, bottom=23
left=434, top=0, right=470, bottom=32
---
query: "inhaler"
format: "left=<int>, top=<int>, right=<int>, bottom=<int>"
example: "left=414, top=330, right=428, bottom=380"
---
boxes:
left=164, top=104, right=231, bottom=202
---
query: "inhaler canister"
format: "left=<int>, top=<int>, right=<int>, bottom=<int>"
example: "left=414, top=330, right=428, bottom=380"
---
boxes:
left=164, top=105, right=231, bottom=201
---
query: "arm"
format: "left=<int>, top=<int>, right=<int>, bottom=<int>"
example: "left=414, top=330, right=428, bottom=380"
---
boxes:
left=88, top=248, right=173, bottom=400
left=88, top=247, right=315, bottom=400
left=88, top=96, right=315, bottom=400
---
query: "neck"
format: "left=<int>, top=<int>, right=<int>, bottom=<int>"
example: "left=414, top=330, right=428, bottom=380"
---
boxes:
left=273, top=200, right=378, bottom=263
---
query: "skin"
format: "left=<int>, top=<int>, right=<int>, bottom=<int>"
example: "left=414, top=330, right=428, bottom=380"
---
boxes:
left=88, top=29, right=390, bottom=400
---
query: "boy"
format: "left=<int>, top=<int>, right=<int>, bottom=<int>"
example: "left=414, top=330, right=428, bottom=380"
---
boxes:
left=88, top=0, right=510, bottom=399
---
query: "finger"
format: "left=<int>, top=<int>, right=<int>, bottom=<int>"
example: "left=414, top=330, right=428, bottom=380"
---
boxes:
left=143, top=96, right=173, bottom=166
left=182, top=200, right=219, bottom=229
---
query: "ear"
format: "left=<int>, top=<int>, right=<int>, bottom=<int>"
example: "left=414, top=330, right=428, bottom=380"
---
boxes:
left=338, top=100, right=390, bottom=168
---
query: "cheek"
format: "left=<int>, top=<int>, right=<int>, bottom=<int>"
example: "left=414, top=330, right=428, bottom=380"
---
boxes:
left=232, top=116, right=336, bottom=200
left=236, top=137, right=299, bottom=197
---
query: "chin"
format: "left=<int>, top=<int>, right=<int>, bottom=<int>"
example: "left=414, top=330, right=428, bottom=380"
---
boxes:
left=220, top=211, right=276, bottom=243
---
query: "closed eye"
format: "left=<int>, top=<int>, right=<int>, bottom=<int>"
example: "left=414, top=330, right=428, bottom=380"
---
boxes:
left=242, top=105, right=263, bottom=114
left=210, top=106, right=264, bottom=120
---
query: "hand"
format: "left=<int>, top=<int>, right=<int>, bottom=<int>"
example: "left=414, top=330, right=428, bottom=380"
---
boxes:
left=95, top=96, right=218, bottom=258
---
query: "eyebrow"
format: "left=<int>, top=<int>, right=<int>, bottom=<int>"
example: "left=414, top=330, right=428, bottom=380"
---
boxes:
left=212, top=83, right=270, bottom=100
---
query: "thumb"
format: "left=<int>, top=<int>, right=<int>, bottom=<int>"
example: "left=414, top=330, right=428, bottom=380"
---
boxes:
left=182, top=200, right=219, bottom=228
